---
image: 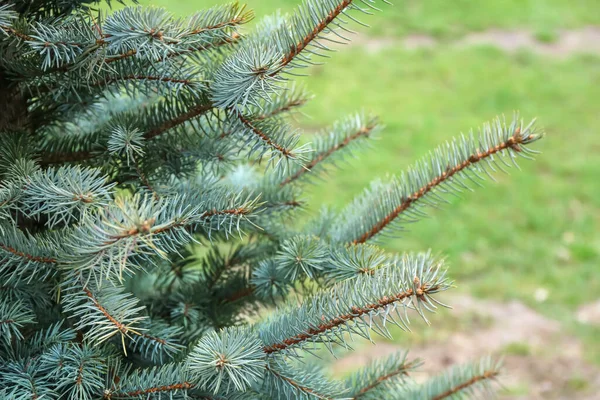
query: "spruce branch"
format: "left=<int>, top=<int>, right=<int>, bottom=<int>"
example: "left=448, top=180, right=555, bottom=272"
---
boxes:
left=144, top=103, right=214, bottom=140
left=0, top=299, right=36, bottom=344
left=281, top=113, right=379, bottom=186
left=263, top=363, right=346, bottom=399
left=251, top=84, right=310, bottom=121
left=41, top=342, right=108, bottom=400
left=211, top=0, right=388, bottom=110
left=336, top=115, right=543, bottom=244
left=399, top=357, right=501, bottom=400
left=0, top=225, right=59, bottom=284
left=39, top=96, right=214, bottom=165
left=1, top=358, right=55, bottom=399
left=21, top=165, right=115, bottom=228
left=12, top=4, right=251, bottom=72
left=276, top=0, right=389, bottom=70
left=236, top=112, right=295, bottom=159
left=62, top=282, right=147, bottom=347
left=128, top=320, right=185, bottom=364
left=259, top=254, right=450, bottom=355
left=323, top=243, right=392, bottom=283
left=346, top=351, right=421, bottom=399
left=228, top=110, right=310, bottom=171
left=110, top=364, right=195, bottom=398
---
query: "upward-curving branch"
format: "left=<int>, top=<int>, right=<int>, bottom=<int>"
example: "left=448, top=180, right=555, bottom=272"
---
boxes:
left=339, top=116, right=543, bottom=245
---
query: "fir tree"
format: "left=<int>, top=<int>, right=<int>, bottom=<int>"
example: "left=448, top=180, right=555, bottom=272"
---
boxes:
left=0, top=0, right=543, bottom=398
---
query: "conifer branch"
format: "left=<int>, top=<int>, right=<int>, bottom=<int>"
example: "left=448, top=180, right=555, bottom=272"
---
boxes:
left=351, top=134, right=517, bottom=243
left=253, top=96, right=308, bottom=121
left=120, top=381, right=195, bottom=397
left=281, top=115, right=378, bottom=186
left=1, top=26, right=34, bottom=42
left=81, top=287, right=135, bottom=337
left=347, top=351, right=421, bottom=399
left=235, top=112, right=296, bottom=159
left=278, top=0, right=353, bottom=70
left=398, top=357, right=501, bottom=400
left=39, top=101, right=214, bottom=166
left=62, top=281, right=147, bottom=350
left=339, top=116, right=542, bottom=245
left=260, top=257, right=450, bottom=355
left=265, top=365, right=334, bottom=399
left=263, top=288, right=416, bottom=353
left=430, top=370, right=499, bottom=400
left=0, top=242, right=57, bottom=264
left=144, top=103, right=214, bottom=140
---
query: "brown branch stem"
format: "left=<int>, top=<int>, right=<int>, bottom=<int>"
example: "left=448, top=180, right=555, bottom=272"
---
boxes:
left=236, top=112, right=294, bottom=157
left=118, top=382, right=194, bottom=397
left=281, top=123, right=375, bottom=186
left=431, top=370, right=499, bottom=400
left=266, top=366, right=332, bottom=399
left=263, top=285, right=437, bottom=354
left=353, top=360, right=419, bottom=398
left=0, top=243, right=57, bottom=264
left=277, top=0, right=353, bottom=70
left=352, top=130, right=526, bottom=244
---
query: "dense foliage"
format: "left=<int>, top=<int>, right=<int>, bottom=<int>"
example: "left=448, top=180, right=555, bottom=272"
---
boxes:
left=0, top=0, right=542, bottom=398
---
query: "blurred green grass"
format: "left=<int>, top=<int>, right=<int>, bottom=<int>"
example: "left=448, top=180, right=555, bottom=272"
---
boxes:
left=139, top=0, right=600, bottom=37
left=133, top=0, right=600, bottom=361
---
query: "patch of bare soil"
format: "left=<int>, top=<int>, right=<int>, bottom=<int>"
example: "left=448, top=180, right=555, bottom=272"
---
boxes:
left=348, top=27, right=600, bottom=58
left=577, top=299, right=600, bottom=325
left=332, top=294, right=600, bottom=399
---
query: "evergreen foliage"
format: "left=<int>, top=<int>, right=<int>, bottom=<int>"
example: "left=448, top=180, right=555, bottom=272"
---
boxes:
left=0, top=0, right=543, bottom=398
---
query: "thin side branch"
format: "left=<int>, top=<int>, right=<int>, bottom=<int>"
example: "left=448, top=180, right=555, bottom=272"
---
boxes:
left=0, top=243, right=57, bottom=264
left=266, top=366, right=333, bottom=400
left=263, top=284, right=437, bottom=354
left=254, top=96, right=307, bottom=121
left=120, top=382, right=194, bottom=397
left=144, top=103, right=213, bottom=140
left=82, top=287, right=129, bottom=335
left=278, top=0, right=353, bottom=69
left=353, top=359, right=420, bottom=398
left=281, top=123, right=376, bottom=186
left=236, top=112, right=295, bottom=158
left=352, top=128, right=530, bottom=244
left=431, top=370, right=500, bottom=400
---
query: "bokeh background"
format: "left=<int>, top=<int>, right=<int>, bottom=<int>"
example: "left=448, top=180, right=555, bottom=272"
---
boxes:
left=134, top=0, right=599, bottom=398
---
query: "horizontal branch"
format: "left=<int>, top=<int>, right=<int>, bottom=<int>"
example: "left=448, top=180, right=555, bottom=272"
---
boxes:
left=104, top=206, right=252, bottom=246
left=254, top=96, right=307, bottom=121
left=40, top=102, right=214, bottom=165
left=144, top=103, right=213, bottom=140
left=263, top=284, right=435, bottom=354
left=431, top=369, right=500, bottom=400
left=0, top=242, right=57, bottom=264
left=352, top=127, right=534, bottom=244
left=266, top=366, right=333, bottom=399
left=278, top=0, right=352, bottom=69
left=236, top=112, right=295, bottom=158
left=119, top=382, right=194, bottom=398
left=0, top=25, right=35, bottom=42
left=106, top=32, right=240, bottom=65
left=281, top=122, right=376, bottom=186
left=353, top=359, right=419, bottom=399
